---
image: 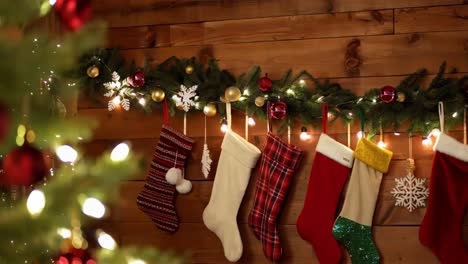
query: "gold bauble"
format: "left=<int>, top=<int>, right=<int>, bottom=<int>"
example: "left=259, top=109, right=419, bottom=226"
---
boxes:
left=86, top=65, right=99, bottom=78
left=185, top=65, right=194, bottom=74
left=203, top=103, right=217, bottom=117
left=255, top=96, right=266, bottom=107
left=225, top=86, right=241, bottom=102
left=396, top=92, right=406, bottom=102
left=151, top=88, right=166, bottom=102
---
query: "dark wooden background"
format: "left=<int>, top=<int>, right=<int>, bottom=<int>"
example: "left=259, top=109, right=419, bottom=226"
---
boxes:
left=77, top=1, right=468, bottom=263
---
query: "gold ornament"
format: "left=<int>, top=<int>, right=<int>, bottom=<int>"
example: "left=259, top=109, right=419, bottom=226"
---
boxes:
left=225, top=86, right=241, bottom=102
left=396, top=92, right=406, bottom=102
left=255, top=96, right=266, bottom=107
left=185, top=65, right=194, bottom=74
left=203, top=103, right=217, bottom=117
left=86, top=65, right=99, bottom=78
left=151, top=88, right=165, bottom=102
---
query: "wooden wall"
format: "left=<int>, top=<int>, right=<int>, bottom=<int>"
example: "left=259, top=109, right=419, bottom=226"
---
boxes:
left=80, top=1, right=468, bottom=263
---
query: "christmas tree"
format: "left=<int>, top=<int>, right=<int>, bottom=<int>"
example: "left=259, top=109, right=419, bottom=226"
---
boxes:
left=0, top=1, right=183, bottom=263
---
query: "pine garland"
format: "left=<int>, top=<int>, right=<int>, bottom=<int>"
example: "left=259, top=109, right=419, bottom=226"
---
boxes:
left=76, top=48, right=467, bottom=135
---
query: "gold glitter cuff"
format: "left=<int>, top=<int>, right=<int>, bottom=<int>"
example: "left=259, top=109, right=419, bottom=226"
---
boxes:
left=354, top=138, right=393, bottom=173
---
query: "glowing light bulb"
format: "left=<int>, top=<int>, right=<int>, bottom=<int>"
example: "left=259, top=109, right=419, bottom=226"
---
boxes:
left=49, top=0, right=57, bottom=5
left=348, top=112, right=353, bottom=116
left=299, top=79, right=306, bottom=85
left=112, top=96, right=121, bottom=105
left=300, top=127, right=311, bottom=141
left=431, top=129, right=441, bottom=138
left=172, top=95, right=179, bottom=101
left=377, top=141, right=387, bottom=148
left=422, top=137, right=433, bottom=146
left=372, top=98, right=377, bottom=103
left=97, top=231, right=117, bottom=250
left=221, top=123, right=228, bottom=133
left=357, top=131, right=363, bottom=139
left=56, top=145, right=78, bottom=163
left=243, top=89, right=250, bottom=96
left=27, top=190, right=46, bottom=216
left=452, top=112, right=458, bottom=118
left=138, top=98, right=146, bottom=106
left=248, top=117, right=256, bottom=126
left=394, top=132, right=401, bottom=136
left=57, top=228, right=72, bottom=239
left=82, top=198, right=106, bottom=219
left=111, top=143, right=130, bottom=162
left=286, top=89, right=295, bottom=96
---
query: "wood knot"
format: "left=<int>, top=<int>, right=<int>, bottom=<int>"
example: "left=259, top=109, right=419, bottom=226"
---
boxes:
left=198, top=46, right=214, bottom=64
left=408, top=33, right=421, bottom=44
left=345, top=38, right=362, bottom=75
left=144, top=31, right=157, bottom=48
left=371, top=10, right=384, bottom=24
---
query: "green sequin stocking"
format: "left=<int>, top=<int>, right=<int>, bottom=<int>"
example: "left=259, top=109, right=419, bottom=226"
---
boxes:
left=332, top=216, right=380, bottom=264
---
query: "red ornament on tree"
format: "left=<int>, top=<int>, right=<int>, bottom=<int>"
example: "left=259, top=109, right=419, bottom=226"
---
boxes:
left=1, top=144, right=48, bottom=186
left=56, top=247, right=96, bottom=264
left=128, top=71, right=145, bottom=87
left=379, top=85, right=397, bottom=103
left=270, top=101, right=287, bottom=119
left=259, top=74, right=273, bottom=92
left=54, top=0, right=93, bottom=32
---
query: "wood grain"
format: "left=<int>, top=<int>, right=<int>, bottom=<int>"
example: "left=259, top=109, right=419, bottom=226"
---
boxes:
left=106, top=10, right=394, bottom=49
left=119, top=31, right=468, bottom=78
left=395, top=5, right=468, bottom=33
left=93, top=0, right=463, bottom=28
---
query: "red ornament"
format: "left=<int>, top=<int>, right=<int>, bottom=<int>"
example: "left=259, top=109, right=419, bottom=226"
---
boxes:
left=54, top=0, right=93, bottom=32
left=0, top=104, right=10, bottom=144
left=128, top=71, right=145, bottom=87
left=1, top=144, right=48, bottom=186
left=270, top=101, right=287, bottom=119
left=379, top=85, right=397, bottom=103
left=56, top=247, right=96, bottom=264
left=258, top=74, right=273, bottom=92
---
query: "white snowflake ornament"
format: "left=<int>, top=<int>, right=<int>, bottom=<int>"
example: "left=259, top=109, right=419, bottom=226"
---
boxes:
left=103, top=72, right=122, bottom=97
left=391, top=159, right=429, bottom=212
left=175, top=84, right=198, bottom=112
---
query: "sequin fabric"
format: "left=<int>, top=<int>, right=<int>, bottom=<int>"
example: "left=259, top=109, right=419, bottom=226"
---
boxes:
left=332, top=216, right=380, bottom=264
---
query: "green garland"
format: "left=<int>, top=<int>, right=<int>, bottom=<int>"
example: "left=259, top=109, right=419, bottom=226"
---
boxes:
left=76, top=48, right=467, bottom=135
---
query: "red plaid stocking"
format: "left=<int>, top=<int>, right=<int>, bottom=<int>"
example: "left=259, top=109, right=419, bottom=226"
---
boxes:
left=248, top=132, right=303, bottom=261
left=136, top=101, right=194, bottom=232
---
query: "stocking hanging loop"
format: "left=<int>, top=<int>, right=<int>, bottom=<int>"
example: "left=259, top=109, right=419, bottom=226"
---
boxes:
left=438, top=101, right=445, bottom=132
left=226, top=102, right=232, bottom=131
left=322, top=104, right=329, bottom=134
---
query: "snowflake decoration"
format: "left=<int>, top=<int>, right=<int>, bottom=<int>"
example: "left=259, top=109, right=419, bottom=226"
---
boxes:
left=391, top=173, right=429, bottom=212
left=201, top=144, right=212, bottom=179
left=103, top=72, right=133, bottom=111
left=175, top=84, right=197, bottom=112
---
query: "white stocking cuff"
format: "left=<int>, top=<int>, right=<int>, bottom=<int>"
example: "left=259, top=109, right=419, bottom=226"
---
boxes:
left=222, top=130, right=261, bottom=168
left=316, top=133, right=354, bottom=168
left=434, top=133, right=468, bottom=162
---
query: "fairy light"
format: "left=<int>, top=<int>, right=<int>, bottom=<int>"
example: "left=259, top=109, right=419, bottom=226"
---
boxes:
left=220, top=122, right=228, bottom=133
left=394, top=132, right=401, bottom=136
left=357, top=131, right=363, bottom=139
left=299, top=79, right=306, bottom=85
left=27, top=190, right=46, bottom=216
left=372, top=98, right=377, bottom=103
left=57, top=228, right=72, bottom=239
left=56, top=145, right=78, bottom=163
left=82, top=198, right=106, bottom=219
left=243, top=89, right=250, bottom=96
left=430, top=128, right=441, bottom=138
left=97, top=231, right=117, bottom=250
left=357, top=98, right=363, bottom=103
left=300, top=127, right=311, bottom=141
left=452, top=112, right=458, bottom=118
left=377, top=140, right=387, bottom=148
left=248, top=117, right=256, bottom=126
left=110, top=143, right=130, bottom=162
left=138, top=97, right=146, bottom=106
left=128, top=259, right=146, bottom=264
left=286, top=88, right=295, bottom=96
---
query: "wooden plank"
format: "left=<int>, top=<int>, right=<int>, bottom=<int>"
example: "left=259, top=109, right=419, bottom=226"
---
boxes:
left=93, top=0, right=463, bottom=28
left=111, top=174, right=468, bottom=226
left=119, top=31, right=468, bottom=78
left=107, top=222, right=466, bottom=263
left=395, top=5, right=468, bottom=33
left=106, top=10, right=394, bottom=49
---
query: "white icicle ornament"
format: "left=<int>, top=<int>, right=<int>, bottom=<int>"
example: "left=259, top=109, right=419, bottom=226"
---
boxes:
left=201, top=144, right=212, bottom=179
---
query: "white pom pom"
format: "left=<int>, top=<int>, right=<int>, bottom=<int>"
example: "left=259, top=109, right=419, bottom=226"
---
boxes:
left=165, top=168, right=182, bottom=185
left=176, top=179, right=192, bottom=194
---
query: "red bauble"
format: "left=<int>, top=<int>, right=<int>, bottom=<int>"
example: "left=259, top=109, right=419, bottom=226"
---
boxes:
left=1, top=144, right=48, bottom=186
left=0, top=104, right=10, bottom=144
left=379, top=85, right=397, bottom=103
left=54, top=0, right=93, bottom=32
left=56, top=247, right=96, bottom=264
left=128, top=71, right=145, bottom=87
left=270, top=101, right=287, bottom=119
left=258, top=75, right=273, bottom=92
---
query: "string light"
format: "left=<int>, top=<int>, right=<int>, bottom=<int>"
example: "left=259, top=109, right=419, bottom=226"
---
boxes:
left=110, top=143, right=130, bottom=162
left=128, top=259, right=146, bottom=264
left=138, top=97, right=146, bottom=106
left=243, top=89, right=250, bottom=96
left=248, top=117, right=256, bottom=126
left=377, top=140, right=387, bottom=148
left=372, top=98, right=377, bottom=103
left=299, top=79, right=306, bottom=85
left=56, top=145, right=78, bottom=163
left=82, top=198, right=106, bottom=219
left=97, top=231, right=117, bottom=250
left=300, top=127, right=311, bottom=141
left=357, top=131, right=363, bottom=139
left=57, top=228, right=72, bottom=239
left=27, top=190, right=46, bottom=216
left=220, top=120, right=228, bottom=133
left=286, top=88, right=295, bottom=96
left=430, top=128, right=441, bottom=138
left=394, top=132, right=401, bottom=136
left=452, top=112, right=458, bottom=118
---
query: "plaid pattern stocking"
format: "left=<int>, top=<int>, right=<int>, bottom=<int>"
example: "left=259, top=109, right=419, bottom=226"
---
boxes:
left=248, top=132, right=303, bottom=261
left=136, top=125, right=194, bottom=232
